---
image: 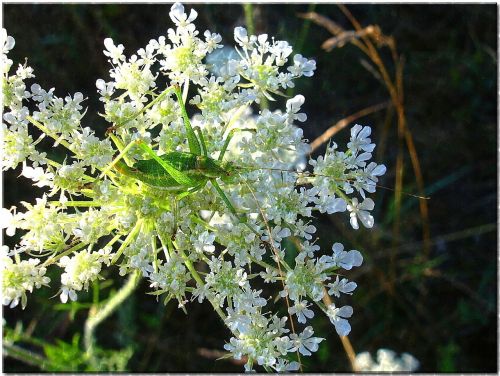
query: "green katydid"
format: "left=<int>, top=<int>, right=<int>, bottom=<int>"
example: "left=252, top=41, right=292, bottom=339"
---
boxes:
left=103, top=85, right=257, bottom=232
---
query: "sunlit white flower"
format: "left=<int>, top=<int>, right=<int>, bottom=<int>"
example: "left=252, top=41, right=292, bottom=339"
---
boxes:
left=21, top=165, right=54, bottom=188
left=288, top=54, right=316, bottom=77
left=347, top=197, right=375, bottom=229
left=286, top=94, right=307, bottom=123
left=288, top=300, right=315, bottom=323
left=326, top=304, right=353, bottom=336
left=0, top=208, right=17, bottom=236
left=348, top=124, right=375, bottom=153
left=169, top=2, right=198, bottom=27
left=59, top=249, right=110, bottom=303
left=328, top=276, right=357, bottom=297
left=330, top=242, right=363, bottom=270
left=1, top=28, right=15, bottom=54
left=2, top=256, right=50, bottom=308
left=103, top=38, right=125, bottom=64
left=192, top=231, right=216, bottom=254
left=289, top=326, right=324, bottom=356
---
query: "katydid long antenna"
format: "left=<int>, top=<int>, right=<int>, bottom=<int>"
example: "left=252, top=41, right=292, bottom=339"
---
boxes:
left=235, top=164, right=430, bottom=200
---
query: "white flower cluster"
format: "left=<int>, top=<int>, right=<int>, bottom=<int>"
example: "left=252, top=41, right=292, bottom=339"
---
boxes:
left=355, top=348, right=420, bottom=372
left=1, top=252, right=50, bottom=309
left=59, top=247, right=114, bottom=303
left=1, top=3, right=386, bottom=371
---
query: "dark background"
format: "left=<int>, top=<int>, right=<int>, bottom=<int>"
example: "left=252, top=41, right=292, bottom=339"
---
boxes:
left=2, top=3, right=497, bottom=373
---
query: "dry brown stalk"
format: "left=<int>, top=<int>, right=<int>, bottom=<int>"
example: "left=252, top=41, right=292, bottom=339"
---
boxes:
left=309, top=101, right=390, bottom=154
left=301, top=7, right=431, bottom=285
left=322, top=288, right=358, bottom=372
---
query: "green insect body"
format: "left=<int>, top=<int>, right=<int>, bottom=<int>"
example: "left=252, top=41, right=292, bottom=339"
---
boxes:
left=114, top=151, right=233, bottom=191
left=105, top=85, right=256, bottom=231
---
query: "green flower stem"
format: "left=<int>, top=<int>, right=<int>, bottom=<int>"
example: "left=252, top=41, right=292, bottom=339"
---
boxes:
left=221, top=103, right=249, bottom=136
left=108, top=133, right=134, bottom=166
left=103, top=232, right=123, bottom=249
left=42, top=241, right=88, bottom=267
left=84, top=270, right=141, bottom=362
left=44, top=158, right=95, bottom=183
left=182, top=79, right=190, bottom=104
left=111, top=220, right=143, bottom=265
left=45, top=158, right=61, bottom=168
left=177, top=248, right=227, bottom=322
left=26, top=115, right=106, bottom=180
left=155, top=225, right=171, bottom=261
left=334, top=186, right=351, bottom=204
left=189, top=214, right=217, bottom=232
left=114, top=85, right=177, bottom=129
left=151, top=231, right=159, bottom=273
left=249, top=255, right=277, bottom=272
left=26, top=115, right=72, bottom=150
left=109, top=133, right=125, bottom=150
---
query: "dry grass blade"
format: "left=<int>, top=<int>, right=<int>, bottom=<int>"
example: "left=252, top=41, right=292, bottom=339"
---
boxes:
left=298, top=11, right=344, bottom=35
left=309, top=101, right=390, bottom=154
left=298, top=11, right=370, bottom=55
left=322, top=28, right=374, bottom=51
left=305, top=5, right=431, bottom=271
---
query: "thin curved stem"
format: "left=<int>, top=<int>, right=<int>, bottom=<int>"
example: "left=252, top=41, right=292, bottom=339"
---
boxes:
left=84, top=270, right=141, bottom=366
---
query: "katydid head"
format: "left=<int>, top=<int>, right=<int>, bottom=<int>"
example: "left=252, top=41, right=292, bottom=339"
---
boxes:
left=196, top=156, right=232, bottom=180
left=219, top=161, right=238, bottom=183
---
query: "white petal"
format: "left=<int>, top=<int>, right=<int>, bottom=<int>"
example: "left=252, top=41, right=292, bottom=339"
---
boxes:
left=103, top=38, right=115, bottom=51
left=342, top=281, right=357, bottom=294
left=186, top=8, right=198, bottom=23
left=332, top=242, right=344, bottom=253
left=334, top=318, right=351, bottom=336
left=348, top=250, right=363, bottom=267
left=372, top=164, right=387, bottom=176
left=351, top=124, right=362, bottom=139
left=358, top=211, right=374, bottom=228
left=60, top=290, right=68, bottom=303
left=330, top=198, right=347, bottom=213
left=338, top=305, right=353, bottom=318
left=358, top=125, right=371, bottom=139
left=6, top=226, right=15, bottom=237
left=360, top=198, right=375, bottom=210
left=0, top=208, right=13, bottom=229
left=350, top=214, right=359, bottom=230
left=234, top=27, right=247, bottom=41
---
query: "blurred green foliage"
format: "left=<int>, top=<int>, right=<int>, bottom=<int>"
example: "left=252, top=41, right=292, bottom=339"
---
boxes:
left=3, top=3, right=496, bottom=373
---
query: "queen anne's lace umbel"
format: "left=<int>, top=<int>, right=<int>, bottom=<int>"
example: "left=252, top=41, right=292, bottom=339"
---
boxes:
left=1, top=4, right=386, bottom=371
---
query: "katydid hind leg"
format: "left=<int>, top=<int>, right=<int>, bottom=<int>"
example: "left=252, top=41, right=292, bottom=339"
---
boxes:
left=210, top=179, right=260, bottom=237
left=193, top=127, right=208, bottom=157
left=218, top=128, right=256, bottom=162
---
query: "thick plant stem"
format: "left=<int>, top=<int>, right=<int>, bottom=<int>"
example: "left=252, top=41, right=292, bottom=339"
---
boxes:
left=84, top=270, right=141, bottom=366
